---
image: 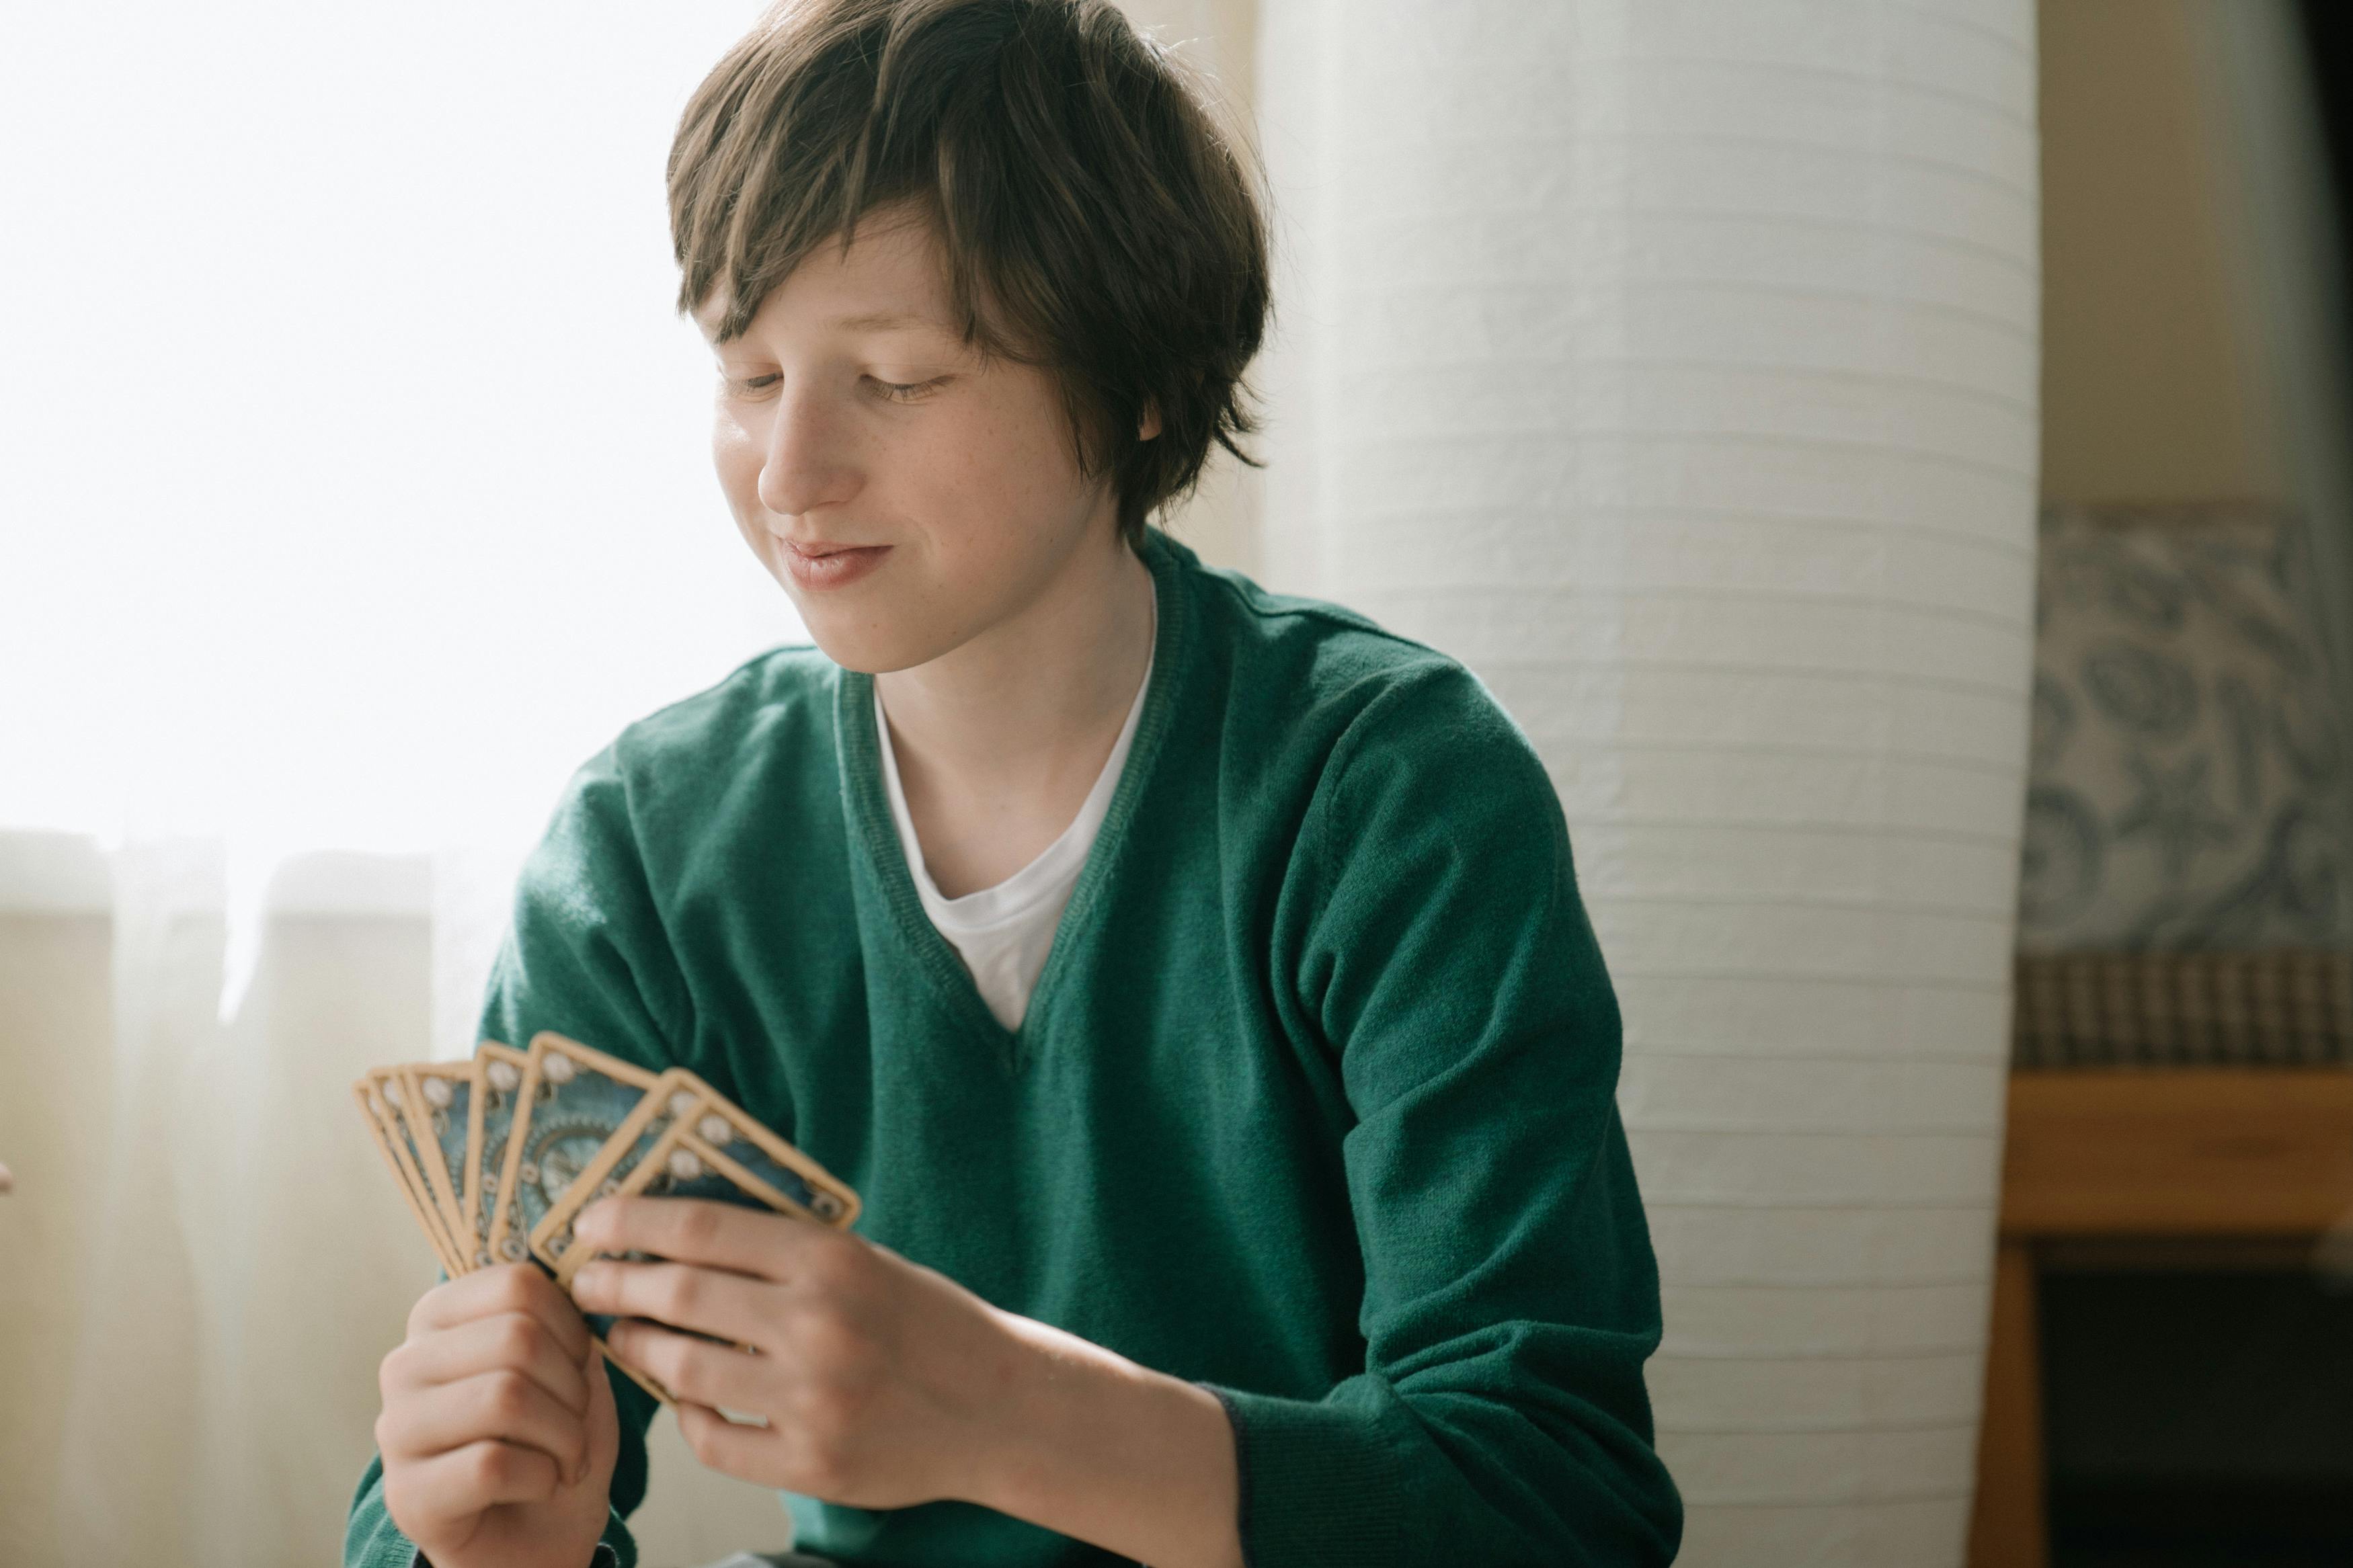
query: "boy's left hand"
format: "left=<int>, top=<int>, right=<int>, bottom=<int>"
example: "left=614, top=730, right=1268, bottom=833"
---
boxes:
left=566, top=1196, right=1025, bottom=1511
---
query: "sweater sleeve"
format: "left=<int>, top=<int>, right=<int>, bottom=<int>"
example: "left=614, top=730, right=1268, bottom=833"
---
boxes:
left=1203, top=662, right=1683, bottom=1567
left=342, top=742, right=686, bottom=1568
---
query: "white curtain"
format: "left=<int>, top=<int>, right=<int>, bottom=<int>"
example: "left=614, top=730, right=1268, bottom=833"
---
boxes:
left=1250, top=2, right=2039, bottom=1563
left=0, top=3, right=817, bottom=1563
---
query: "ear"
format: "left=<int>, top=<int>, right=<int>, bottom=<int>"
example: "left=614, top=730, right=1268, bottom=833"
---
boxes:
left=1138, top=398, right=1162, bottom=441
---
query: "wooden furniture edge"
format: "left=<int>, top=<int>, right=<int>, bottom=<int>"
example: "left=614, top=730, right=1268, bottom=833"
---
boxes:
left=1969, top=1066, right=2353, bottom=1568
left=1968, top=1239, right=2048, bottom=1568
left=1999, top=1067, right=2353, bottom=1238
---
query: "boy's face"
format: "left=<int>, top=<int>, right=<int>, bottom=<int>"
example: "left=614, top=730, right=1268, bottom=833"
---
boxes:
left=697, top=202, right=1142, bottom=674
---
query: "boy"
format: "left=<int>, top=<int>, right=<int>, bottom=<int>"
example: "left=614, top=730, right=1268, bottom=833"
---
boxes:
left=345, top=1, right=1683, bottom=1564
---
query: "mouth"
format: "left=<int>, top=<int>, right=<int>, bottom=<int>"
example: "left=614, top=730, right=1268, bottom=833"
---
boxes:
left=772, top=533, right=890, bottom=591
left=776, top=535, right=868, bottom=559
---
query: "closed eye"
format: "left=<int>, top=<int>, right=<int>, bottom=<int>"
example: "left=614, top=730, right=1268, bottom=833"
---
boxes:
left=868, top=376, right=948, bottom=403
left=722, top=374, right=949, bottom=402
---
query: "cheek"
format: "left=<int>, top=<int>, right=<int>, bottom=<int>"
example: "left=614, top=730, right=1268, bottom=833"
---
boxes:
left=712, top=421, right=762, bottom=505
left=928, top=407, right=1088, bottom=534
left=711, top=425, right=781, bottom=572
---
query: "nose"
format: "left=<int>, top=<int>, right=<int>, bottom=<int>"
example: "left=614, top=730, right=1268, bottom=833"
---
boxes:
left=756, top=380, right=861, bottom=520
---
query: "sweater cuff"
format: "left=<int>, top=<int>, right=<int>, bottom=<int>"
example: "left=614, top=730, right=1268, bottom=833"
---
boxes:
left=1197, top=1379, right=1414, bottom=1568
left=411, top=1526, right=624, bottom=1568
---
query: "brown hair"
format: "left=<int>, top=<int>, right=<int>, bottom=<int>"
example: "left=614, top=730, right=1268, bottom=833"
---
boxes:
left=668, top=0, right=1271, bottom=547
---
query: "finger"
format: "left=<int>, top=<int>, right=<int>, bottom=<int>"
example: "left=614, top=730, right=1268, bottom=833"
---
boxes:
left=571, top=1258, right=772, bottom=1348
left=570, top=1196, right=827, bottom=1281
left=407, top=1264, right=593, bottom=1363
left=676, top=1400, right=780, bottom=1485
left=378, top=1367, right=592, bottom=1486
left=385, top=1311, right=592, bottom=1416
left=584, top=1344, right=620, bottom=1463
left=606, top=1319, right=767, bottom=1412
left=397, top=1438, right=562, bottom=1518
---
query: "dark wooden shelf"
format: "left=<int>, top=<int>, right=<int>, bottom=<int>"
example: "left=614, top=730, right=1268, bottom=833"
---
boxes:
left=1968, top=1068, right=2353, bottom=1568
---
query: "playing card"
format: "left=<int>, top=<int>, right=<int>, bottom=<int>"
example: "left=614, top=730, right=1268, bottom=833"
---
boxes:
left=487, top=1032, right=660, bottom=1269
left=525, top=1067, right=703, bottom=1273
left=370, top=1065, right=468, bottom=1271
left=468, top=1042, right=529, bottom=1270
left=536, top=1067, right=858, bottom=1278
left=675, top=1080, right=859, bottom=1231
left=353, top=1074, right=465, bottom=1277
left=352, top=1075, right=450, bottom=1273
left=399, top=1061, right=481, bottom=1266
left=466, top=1038, right=688, bottom=1408
left=356, top=1030, right=861, bottom=1415
left=484, top=1048, right=542, bottom=1266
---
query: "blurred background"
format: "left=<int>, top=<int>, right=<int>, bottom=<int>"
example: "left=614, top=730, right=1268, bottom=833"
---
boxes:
left=5, top=1, right=2353, bottom=1565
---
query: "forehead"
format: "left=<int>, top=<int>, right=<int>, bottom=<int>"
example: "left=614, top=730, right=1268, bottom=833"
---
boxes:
left=694, top=206, right=961, bottom=345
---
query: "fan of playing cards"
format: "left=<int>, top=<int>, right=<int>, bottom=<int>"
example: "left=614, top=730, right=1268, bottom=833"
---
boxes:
left=353, top=1030, right=860, bottom=1405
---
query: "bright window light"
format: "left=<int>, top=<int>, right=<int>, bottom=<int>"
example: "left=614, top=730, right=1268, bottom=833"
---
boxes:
left=0, top=2, right=801, bottom=859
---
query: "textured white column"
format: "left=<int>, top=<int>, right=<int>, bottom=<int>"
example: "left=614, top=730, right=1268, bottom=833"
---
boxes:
left=1253, top=3, right=2038, bottom=1563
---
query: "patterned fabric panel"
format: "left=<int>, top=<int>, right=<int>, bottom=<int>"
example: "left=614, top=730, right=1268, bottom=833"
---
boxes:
left=2012, top=950, right=2353, bottom=1067
left=2019, top=503, right=2353, bottom=953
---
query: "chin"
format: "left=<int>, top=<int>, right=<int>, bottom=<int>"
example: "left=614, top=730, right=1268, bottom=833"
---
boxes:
left=794, top=603, right=950, bottom=676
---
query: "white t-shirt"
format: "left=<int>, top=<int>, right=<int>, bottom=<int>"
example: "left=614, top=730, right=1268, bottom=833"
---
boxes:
left=874, top=614, right=1156, bottom=1032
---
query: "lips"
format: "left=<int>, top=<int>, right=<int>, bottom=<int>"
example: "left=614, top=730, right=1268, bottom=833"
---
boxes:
left=774, top=534, right=889, bottom=592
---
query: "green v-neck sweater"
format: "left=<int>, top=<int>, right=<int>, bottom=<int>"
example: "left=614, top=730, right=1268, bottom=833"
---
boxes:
left=344, top=531, right=1683, bottom=1568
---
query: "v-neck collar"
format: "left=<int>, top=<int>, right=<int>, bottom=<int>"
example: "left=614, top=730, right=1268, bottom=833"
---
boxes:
left=834, top=530, right=1193, bottom=1072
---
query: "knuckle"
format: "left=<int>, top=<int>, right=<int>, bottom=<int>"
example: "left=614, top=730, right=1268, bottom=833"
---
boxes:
left=403, top=1282, right=447, bottom=1339
left=809, top=1243, right=875, bottom=1307
left=692, top=1347, right=753, bottom=1407
left=463, top=1441, right=513, bottom=1491
left=491, top=1265, right=541, bottom=1311
left=645, top=1333, right=694, bottom=1391
left=482, top=1368, right=536, bottom=1424
left=797, top=1238, right=848, bottom=1290
left=493, top=1311, right=541, bottom=1365
left=678, top=1202, right=723, bottom=1249
left=682, top=1409, right=725, bottom=1464
left=475, top=1439, right=552, bottom=1499
left=659, top=1268, right=705, bottom=1323
left=378, top=1343, right=411, bottom=1397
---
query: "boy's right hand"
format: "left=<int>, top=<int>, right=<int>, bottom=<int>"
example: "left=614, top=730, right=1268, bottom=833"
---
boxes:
left=376, top=1264, right=619, bottom=1568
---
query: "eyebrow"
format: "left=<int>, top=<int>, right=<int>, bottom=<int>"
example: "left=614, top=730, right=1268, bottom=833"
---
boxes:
left=827, top=309, right=951, bottom=335
left=698, top=306, right=953, bottom=343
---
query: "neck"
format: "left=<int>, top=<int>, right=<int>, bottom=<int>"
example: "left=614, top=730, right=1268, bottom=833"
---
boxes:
left=875, top=528, right=1156, bottom=809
